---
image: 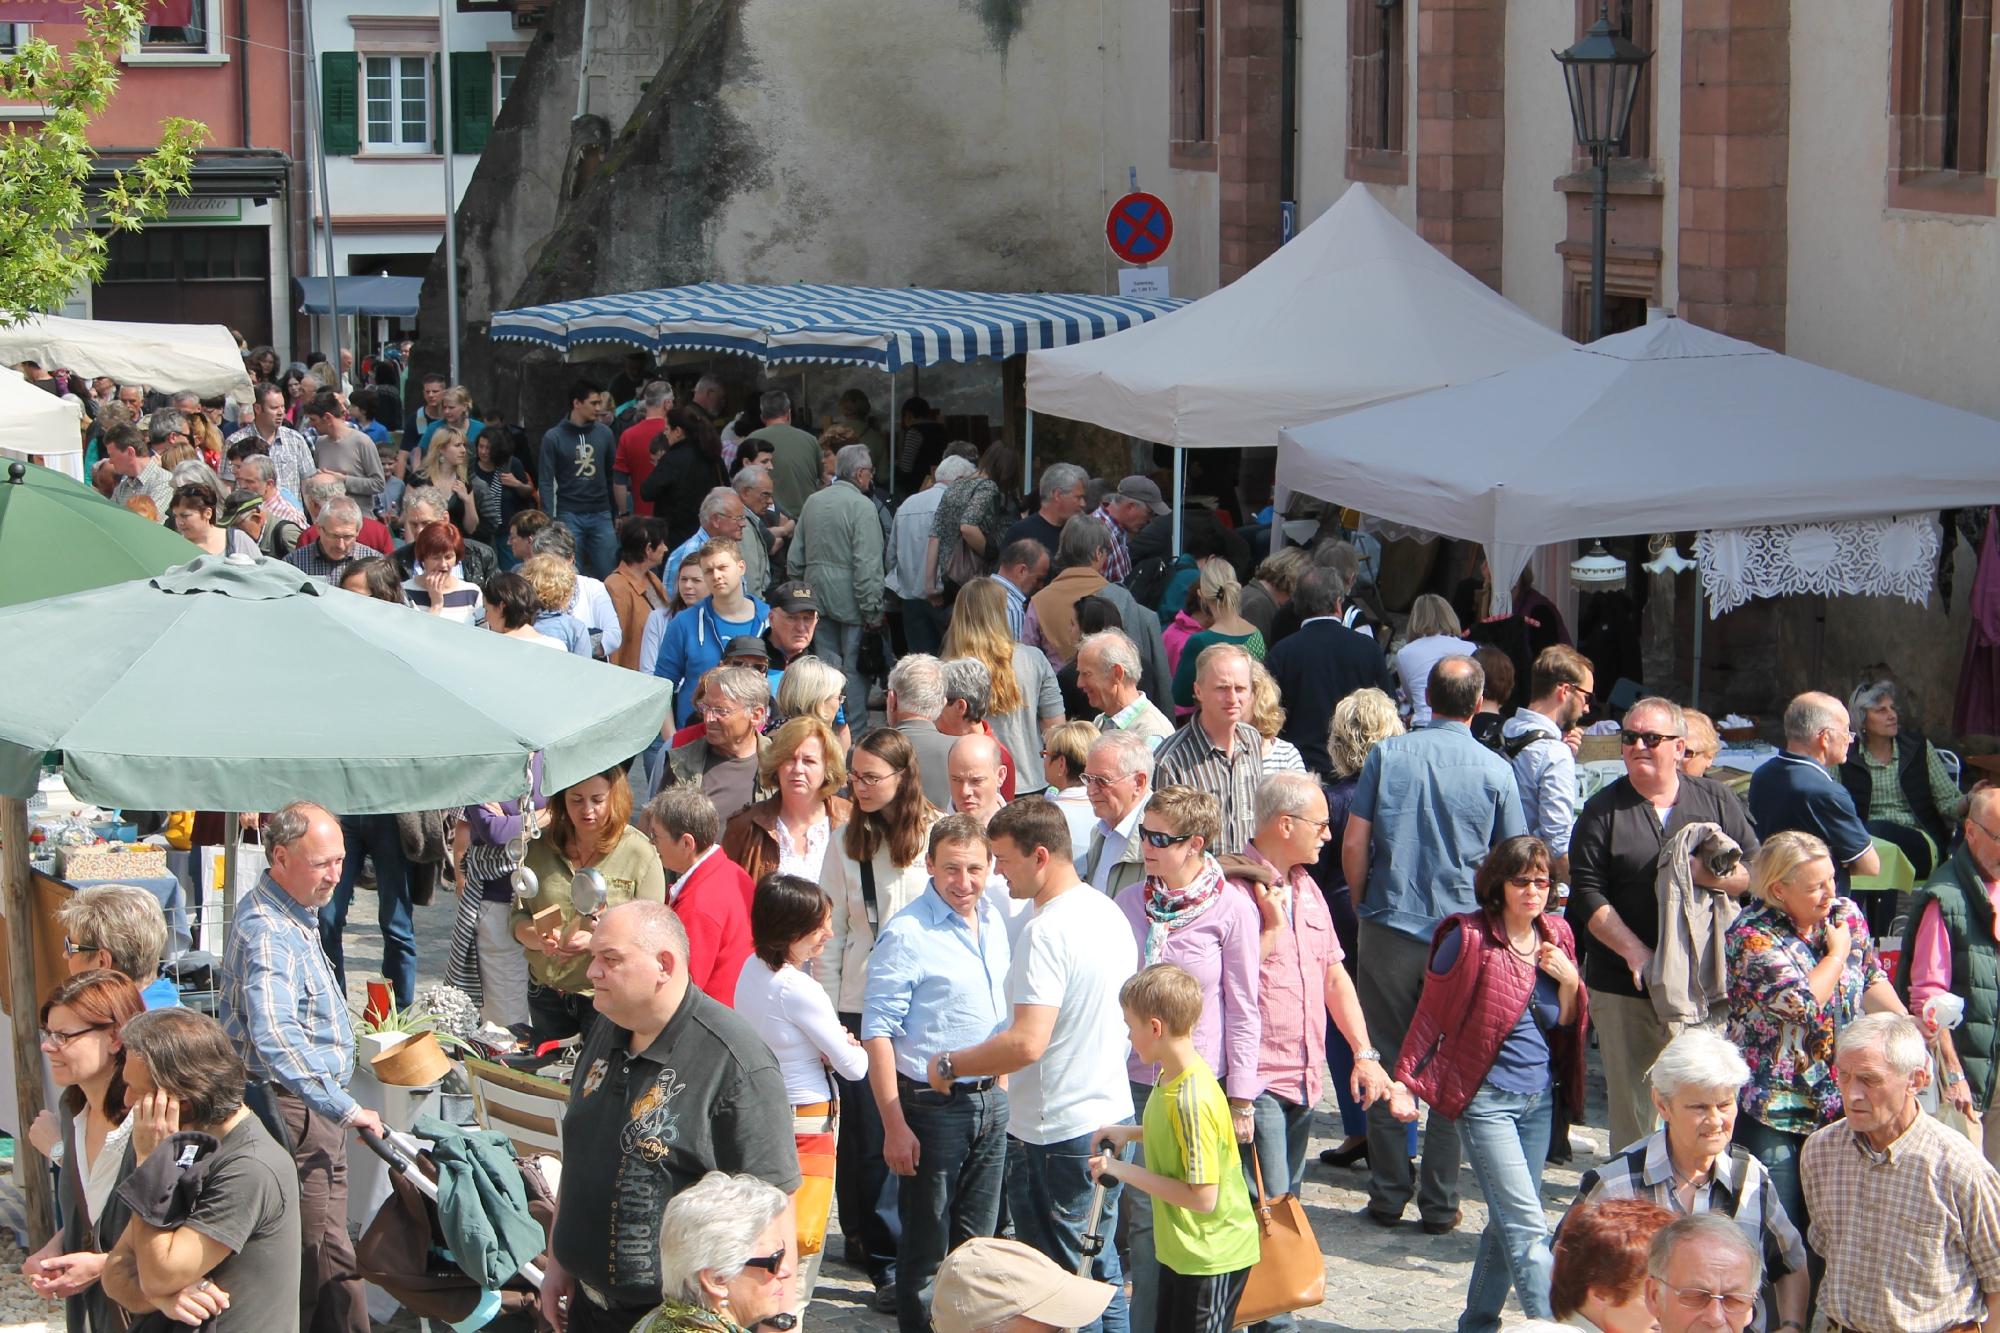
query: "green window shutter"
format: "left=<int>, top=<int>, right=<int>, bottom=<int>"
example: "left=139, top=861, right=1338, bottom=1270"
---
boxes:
left=451, top=51, right=494, bottom=153
left=321, top=51, right=359, bottom=156
left=432, top=52, right=444, bottom=153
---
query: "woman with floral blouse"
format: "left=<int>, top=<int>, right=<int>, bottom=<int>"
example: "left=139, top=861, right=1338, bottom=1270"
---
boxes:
left=1723, top=829, right=1906, bottom=1266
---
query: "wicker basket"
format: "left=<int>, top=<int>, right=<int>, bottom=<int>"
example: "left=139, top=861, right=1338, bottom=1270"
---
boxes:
left=369, top=1032, right=454, bottom=1087
left=59, top=843, right=169, bottom=881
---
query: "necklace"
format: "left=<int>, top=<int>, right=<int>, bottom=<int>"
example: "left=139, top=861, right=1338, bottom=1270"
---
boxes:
left=1504, top=926, right=1539, bottom=959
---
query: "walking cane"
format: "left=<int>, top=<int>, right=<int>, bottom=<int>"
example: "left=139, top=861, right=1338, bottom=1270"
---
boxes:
left=1077, top=1138, right=1122, bottom=1278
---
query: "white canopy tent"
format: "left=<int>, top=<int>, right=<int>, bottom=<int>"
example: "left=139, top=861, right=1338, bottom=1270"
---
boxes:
left=0, top=366, right=84, bottom=480
left=1026, top=186, right=1572, bottom=545
left=1277, top=317, right=2000, bottom=625
left=0, top=313, right=250, bottom=400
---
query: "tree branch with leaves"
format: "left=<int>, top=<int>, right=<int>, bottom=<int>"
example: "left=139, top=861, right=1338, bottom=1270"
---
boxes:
left=0, top=0, right=207, bottom=322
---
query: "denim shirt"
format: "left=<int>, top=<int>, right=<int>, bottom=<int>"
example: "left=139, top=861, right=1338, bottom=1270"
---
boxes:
left=1352, top=720, right=1526, bottom=941
left=861, top=886, right=1011, bottom=1082
left=221, top=876, right=358, bottom=1123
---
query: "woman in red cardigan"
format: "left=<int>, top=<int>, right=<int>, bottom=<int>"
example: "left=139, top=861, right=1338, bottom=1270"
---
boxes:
left=1392, top=835, right=1587, bottom=1333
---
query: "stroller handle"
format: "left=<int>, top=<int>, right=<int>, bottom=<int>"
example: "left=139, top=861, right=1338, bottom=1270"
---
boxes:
left=355, top=1125, right=548, bottom=1293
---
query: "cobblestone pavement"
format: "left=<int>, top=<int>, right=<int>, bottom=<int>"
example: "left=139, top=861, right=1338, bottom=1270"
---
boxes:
left=347, top=888, right=1617, bottom=1333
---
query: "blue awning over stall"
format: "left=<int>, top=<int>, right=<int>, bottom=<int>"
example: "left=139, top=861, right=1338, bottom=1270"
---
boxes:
left=488, top=281, right=1185, bottom=372
left=295, top=275, right=425, bottom=317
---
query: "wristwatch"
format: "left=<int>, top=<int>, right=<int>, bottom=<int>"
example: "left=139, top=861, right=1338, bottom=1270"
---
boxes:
left=936, top=1051, right=955, bottom=1083
left=1946, top=1070, right=1967, bottom=1085
left=1356, top=1048, right=1383, bottom=1063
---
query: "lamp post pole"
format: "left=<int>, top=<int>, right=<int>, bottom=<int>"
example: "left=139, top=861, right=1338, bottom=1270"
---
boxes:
left=1589, top=144, right=1610, bottom=343
left=1555, top=2, right=1650, bottom=344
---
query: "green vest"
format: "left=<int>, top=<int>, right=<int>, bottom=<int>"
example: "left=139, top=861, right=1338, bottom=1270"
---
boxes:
left=1898, top=843, right=2000, bottom=1111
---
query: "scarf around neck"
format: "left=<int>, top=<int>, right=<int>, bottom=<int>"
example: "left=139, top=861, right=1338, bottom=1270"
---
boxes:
left=1142, top=855, right=1227, bottom=962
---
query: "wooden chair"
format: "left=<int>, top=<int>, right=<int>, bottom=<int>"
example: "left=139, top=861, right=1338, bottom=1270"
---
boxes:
left=463, top=1056, right=570, bottom=1161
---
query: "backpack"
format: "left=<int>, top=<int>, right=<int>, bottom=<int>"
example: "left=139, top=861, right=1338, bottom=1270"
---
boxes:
left=1126, top=553, right=1189, bottom=616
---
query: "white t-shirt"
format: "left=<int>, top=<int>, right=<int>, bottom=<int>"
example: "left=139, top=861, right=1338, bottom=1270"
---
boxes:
left=1395, top=634, right=1474, bottom=725
left=733, top=960, right=868, bottom=1104
left=1006, top=883, right=1139, bottom=1145
left=984, top=869, right=1034, bottom=952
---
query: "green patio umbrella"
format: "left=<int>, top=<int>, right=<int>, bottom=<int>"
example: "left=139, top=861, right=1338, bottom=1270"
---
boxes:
left=0, top=459, right=198, bottom=608
left=0, top=554, right=673, bottom=812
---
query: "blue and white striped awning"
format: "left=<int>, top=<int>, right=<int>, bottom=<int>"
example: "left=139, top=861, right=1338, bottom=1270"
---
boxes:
left=488, top=282, right=1186, bottom=373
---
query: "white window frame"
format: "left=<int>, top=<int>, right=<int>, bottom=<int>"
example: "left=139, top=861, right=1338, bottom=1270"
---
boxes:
left=361, top=51, right=433, bottom=156
left=493, top=46, right=527, bottom=111
left=0, top=22, right=27, bottom=54
left=124, top=0, right=227, bottom=66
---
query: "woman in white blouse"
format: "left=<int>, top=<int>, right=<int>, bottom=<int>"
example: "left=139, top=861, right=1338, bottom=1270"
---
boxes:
left=822, top=728, right=941, bottom=1018
left=734, top=872, right=869, bottom=1322
left=23, top=970, right=145, bottom=1333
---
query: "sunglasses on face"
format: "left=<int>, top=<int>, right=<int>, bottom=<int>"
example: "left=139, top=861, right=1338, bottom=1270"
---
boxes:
left=1139, top=829, right=1195, bottom=849
left=1619, top=729, right=1681, bottom=750
left=740, top=1246, right=787, bottom=1275
left=1507, top=876, right=1553, bottom=890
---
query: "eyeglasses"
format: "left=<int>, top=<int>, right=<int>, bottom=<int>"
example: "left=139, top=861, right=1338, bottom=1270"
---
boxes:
left=740, top=1246, right=788, bottom=1275
left=1970, top=818, right=2000, bottom=844
left=1507, top=876, right=1553, bottom=890
left=40, top=1023, right=110, bottom=1049
left=1567, top=683, right=1596, bottom=705
left=62, top=936, right=100, bottom=957
left=1081, top=772, right=1128, bottom=789
left=1653, top=1281, right=1757, bottom=1319
left=698, top=704, right=740, bottom=720
left=1139, top=828, right=1195, bottom=849
left=1619, top=729, right=1682, bottom=750
left=851, top=768, right=901, bottom=789
left=1289, top=815, right=1332, bottom=833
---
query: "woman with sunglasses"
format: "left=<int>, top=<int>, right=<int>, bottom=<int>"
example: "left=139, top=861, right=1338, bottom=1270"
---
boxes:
left=1109, top=784, right=1262, bottom=1333
left=1391, top=835, right=1588, bottom=1333
left=636, top=1172, right=796, bottom=1333
left=22, top=969, right=145, bottom=1333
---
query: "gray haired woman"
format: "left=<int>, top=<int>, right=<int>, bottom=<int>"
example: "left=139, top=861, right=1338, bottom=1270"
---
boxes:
left=1566, top=1030, right=1808, bottom=1333
left=634, top=1173, right=796, bottom=1333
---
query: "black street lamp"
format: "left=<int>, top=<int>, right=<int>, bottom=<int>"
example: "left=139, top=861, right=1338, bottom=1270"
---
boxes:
left=1554, top=3, right=1651, bottom=342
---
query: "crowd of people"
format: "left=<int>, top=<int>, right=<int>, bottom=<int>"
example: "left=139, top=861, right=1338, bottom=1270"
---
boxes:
left=20, top=346, right=2000, bottom=1333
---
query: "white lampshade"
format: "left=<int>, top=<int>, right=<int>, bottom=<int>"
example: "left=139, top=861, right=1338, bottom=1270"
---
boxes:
left=1570, top=540, right=1628, bottom=589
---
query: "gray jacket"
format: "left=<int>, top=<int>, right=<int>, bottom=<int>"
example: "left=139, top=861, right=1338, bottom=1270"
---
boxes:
left=1083, top=823, right=1146, bottom=898
left=789, top=479, right=886, bottom=623
left=1645, top=821, right=1744, bottom=1029
left=1096, top=581, right=1175, bottom=716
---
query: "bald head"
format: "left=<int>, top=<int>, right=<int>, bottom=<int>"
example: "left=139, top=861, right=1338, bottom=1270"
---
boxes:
left=1783, top=691, right=1853, bottom=766
left=948, top=733, right=1008, bottom=824
left=1429, top=655, right=1485, bottom=722
left=1967, top=788, right=2000, bottom=878
left=265, top=801, right=344, bottom=908
left=601, top=899, right=689, bottom=958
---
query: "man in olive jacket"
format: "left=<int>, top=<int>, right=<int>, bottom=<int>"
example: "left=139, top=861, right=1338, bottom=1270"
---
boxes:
left=789, top=442, right=887, bottom=728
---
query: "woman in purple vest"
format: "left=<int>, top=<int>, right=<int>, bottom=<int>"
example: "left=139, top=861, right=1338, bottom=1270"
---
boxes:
left=1392, top=835, right=1589, bottom=1333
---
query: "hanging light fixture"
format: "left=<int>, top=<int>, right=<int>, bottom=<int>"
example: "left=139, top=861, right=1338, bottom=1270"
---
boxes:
left=1569, top=540, right=1628, bottom=590
left=1642, top=534, right=1695, bottom=575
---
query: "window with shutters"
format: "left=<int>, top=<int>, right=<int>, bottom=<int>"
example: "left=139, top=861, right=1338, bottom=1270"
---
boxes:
left=1347, top=0, right=1407, bottom=183
left=449, top=50, right=495, bottom=153
left=1169, top=0, right=1216, bottom=169
left=1890, top=0, right=1997, bottom=213
left=364, top=54, right=432, bottom=153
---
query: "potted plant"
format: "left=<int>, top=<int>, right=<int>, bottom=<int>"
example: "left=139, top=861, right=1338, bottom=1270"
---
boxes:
left=359, top=1001, right=469, bottom=1088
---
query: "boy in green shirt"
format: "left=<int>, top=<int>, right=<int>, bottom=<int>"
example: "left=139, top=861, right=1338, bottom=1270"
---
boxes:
left=1090, top=963, right=1260, bottom=1333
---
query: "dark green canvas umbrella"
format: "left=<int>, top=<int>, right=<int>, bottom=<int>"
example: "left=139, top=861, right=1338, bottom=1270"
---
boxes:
left=0, top=459, right=198, bottom=608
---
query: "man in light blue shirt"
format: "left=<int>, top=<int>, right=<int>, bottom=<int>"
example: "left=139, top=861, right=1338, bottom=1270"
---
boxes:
left=1340, top=655, right=1525, bottom=1234
left=1500, top=644, right=1595, bottom=882
left=862, top=814, right=1012, bottom=1333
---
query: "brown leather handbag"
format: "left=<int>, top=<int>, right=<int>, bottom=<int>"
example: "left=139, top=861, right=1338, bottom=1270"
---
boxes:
left=1230, top=1152, right=1326, bottom=1327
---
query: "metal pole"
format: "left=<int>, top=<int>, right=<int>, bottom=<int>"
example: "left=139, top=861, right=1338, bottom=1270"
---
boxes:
left=221, top=813, right=241, bottom=926
left=1691, top=574, right=1704, bottom=710
left=1170, top=447, right=1185, bottom=556
left=886, top=368, right=898, bottom=500
left=1023, top=409, right=1035, bottom=492
left=300, top=0, right=343, bottom=376
left=439, top=0, right=461, bottom=385
left=1589, top=150, right=1608, bottom=343
left=1, top=796, right=54, bottom=1244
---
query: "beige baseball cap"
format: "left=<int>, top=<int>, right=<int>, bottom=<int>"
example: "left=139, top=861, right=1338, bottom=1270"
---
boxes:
left=931, top=1238, right=1115, bottom=1333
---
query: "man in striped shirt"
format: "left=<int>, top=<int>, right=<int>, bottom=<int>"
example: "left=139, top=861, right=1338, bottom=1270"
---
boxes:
left=220, top=801, right=380, bottom=1333
left=1153, top=643, right=1263, bottom=855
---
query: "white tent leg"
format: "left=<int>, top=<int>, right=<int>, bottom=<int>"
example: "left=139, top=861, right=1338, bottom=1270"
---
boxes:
left=1691, top=576, right=1704, bottom=710
left=1171, top=448, right=1185, bottom=556
left=1024, top=410, right=1034, bottom=490
left=1269, top=482, right=1289, bottom=555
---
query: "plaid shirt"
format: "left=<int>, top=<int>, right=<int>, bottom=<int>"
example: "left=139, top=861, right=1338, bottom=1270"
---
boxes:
left=1803, top=1112, right=2000, bottom=1333
left=1153, top=719, right=1264, bottom=854
left=1573, top=1128, right=1809, bottom=1294
left=285, top=539, right=382, bottom=582
left=228, top=422, right=316, bottom=499
left=221, top=875, right=359, bottom=1123
left=1094, top=506, right=1132, bottom=584
left=264, top=492, right=307, bottom=528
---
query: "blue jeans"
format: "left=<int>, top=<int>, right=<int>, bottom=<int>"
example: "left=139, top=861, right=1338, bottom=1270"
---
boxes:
left=1124, top=1081, right=1161, bottom=1333
left=560, top=509, right=617, bottom=579
left=1243, top=1092, right=1317, bottom=1333
left=1453, top=1084, right=1555, bottom=1333
left=898, top=1081, right=1009, bottom=1333
left=812, top=617, right=869, bottom=729
left=1006, top=1132, right=1129, bottom=1333
left=319, top=814, right=415, bottom=1009
left=835, top=1013, right=899, bottom=1287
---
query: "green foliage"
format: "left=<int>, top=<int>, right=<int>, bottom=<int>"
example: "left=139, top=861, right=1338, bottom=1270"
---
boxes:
left=0, top=0, right=207, bottom=322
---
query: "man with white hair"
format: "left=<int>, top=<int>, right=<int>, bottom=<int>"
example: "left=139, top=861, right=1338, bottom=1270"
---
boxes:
left=890, top=654, right=957, bottom=810
left=1154, top=643, right=1265, bottom=855
left=1076, top=630, right=1173, bottom=747
left=889, top=455, right=975, bottom=655
left=1004, top=462, right=1088, bottom=556
left=541, top=901, right=799, bottom=1333
left=666, top=486, right=765, bottom=599
left=1802, top=1013, right=2000, bottom=1333
left=284, top=495, right=381, bottom=581
left=1568, top=1029, right=1809, bottom=1332
left=1748, top=691, right=1881, bottom=893
left=1642, top=1214, right=1764, bottom=1333
left=1079, top=730, right=1154, bottom=897
left=732, top=463, right=787, bottom=593
left=234, top=453, right=305, bottom=556
left=393, top=483, right=500, bottom=585
left=790, top=442, right=887, bottom=727
left=1091, top=477, right=1164, bottom=585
